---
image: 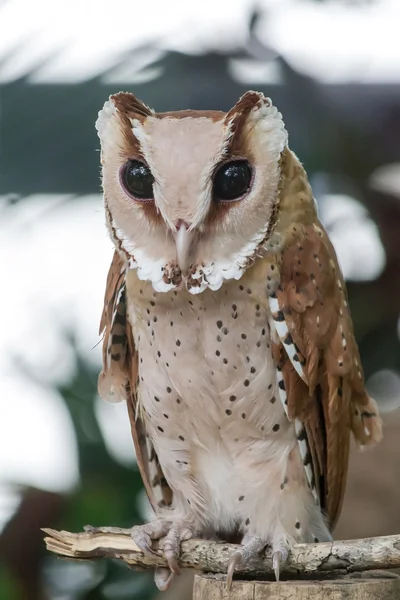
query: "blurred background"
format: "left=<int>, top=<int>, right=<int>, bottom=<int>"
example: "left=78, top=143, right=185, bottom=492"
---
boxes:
left=0, top=0, right=400, bottom=598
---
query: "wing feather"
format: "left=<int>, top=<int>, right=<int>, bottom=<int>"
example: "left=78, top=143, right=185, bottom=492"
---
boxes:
left=98, top=250, right=173, bottom=512
left=269, top=223, right=382, bottom=528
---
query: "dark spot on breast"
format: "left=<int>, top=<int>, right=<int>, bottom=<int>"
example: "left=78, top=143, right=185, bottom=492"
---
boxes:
left=239, top=285, right=244, bottom=291
left=241, top=333, right=247, bottom=339
left=245, top=518, right=250, bottom=526
left=176, top=398, right=181, bottom=404
left=154, top=396, right=160, bottom=402
left=225, top=409, right=232, bottom=416
left=223, top=358, right=228, bottom=364
left=246, top=288, right=252, bottom=294
left=158, top=426, right=164, bottom=433
left=250, top=366, right=256, bottom=374
left=216, top=350, right=220, bottom=356
left=238, top=496, right=245, bottom=501
left=166, top=387, right=171, bottom=393
left=230, top=395, right=236, bottom=402
left=232, top=304, right=237, bottom=311
left=295, top=521, right=301, bottom=529
left=157, top=351, right=161, bottom=357
left=153, top=316, right=157, bottom=323
left=176, top=339, right=181, bottom=346
left=244, top=379, right=250, bottom=387
left=170, top=321, right=174, bottom=326
left=241, top=413, right=246, bottom=419
left=217, top=335, right=222, bottom=342
left=179, top=435, right=185, bottom=441
left=163, top=413, right=169, bottom=419
left=222, top=327, right=228, bottom=335
left=272, top=423, right=280, bottom=432
left=216, top=320, right=223, bottom=329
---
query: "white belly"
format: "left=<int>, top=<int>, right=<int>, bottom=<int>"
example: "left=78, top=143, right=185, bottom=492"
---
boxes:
left=126, top=271, right=331, bottom=543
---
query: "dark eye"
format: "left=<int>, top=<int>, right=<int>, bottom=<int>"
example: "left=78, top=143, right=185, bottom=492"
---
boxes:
left=213, top=160, right=252, bottom=201
left=121, top=160, right=154, bottom=200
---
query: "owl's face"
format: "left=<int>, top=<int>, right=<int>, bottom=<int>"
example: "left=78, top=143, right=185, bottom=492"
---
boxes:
left=96, top=91, right=288, bottom=294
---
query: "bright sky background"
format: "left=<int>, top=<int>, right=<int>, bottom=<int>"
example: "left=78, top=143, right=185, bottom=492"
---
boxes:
left=0, top=0, right=399, bottom=83
left=0, top=0, right=399, bottom=537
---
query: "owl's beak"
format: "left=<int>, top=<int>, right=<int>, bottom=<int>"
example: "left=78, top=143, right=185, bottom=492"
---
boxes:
left=175, top=220, right=197, bottom=272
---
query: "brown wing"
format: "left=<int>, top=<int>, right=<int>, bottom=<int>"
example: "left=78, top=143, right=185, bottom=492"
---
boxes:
left=270, top=223, right=382, bottom=529
left=98, top=250, right=173, bottom=512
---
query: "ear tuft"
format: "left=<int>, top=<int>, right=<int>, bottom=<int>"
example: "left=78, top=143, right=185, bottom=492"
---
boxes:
left=95, top=92, right=153, bottom=142
left=111, top=92, right=153, bottom=119
left=224, top=90, right=287, bottom=155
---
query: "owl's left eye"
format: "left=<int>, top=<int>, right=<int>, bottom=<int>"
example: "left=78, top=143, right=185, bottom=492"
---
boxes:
left=121, top=160, right=154, bottom=200
left=213, top=160, right=252, bottom=202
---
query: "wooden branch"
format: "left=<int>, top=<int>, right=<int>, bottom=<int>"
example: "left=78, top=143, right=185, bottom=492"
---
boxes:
left=43, top=527, right=400, bottom=579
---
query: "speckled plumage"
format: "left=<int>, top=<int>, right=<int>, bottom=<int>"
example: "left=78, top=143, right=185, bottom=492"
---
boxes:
left=96, top=91, right=382, bottom=589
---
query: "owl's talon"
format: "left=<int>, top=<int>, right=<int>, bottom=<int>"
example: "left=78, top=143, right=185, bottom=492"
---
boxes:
left=272, top=542, right=289, bottom=581
left=154, top=567, right=175, bottom=591
left=166, top=555, right=180, bottom=575
left=130, top=520, right=172, bottom=556
left=272, top=550, right=282, bottom=581
left=226, top=551, right=243, bottom=590
left=226, top=536, right=266, bottom=589
left=130, top=519, right=196, bottom=588
left=160, top=522, right=195, bottom=575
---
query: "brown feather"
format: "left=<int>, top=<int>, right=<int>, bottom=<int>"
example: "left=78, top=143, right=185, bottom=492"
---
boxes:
left=275, top=223, right=382, bottom=528
left=98, top=250, right=173, bottom=512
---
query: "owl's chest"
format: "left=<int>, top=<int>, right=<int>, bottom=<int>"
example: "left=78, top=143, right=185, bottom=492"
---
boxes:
left=127, top=271, right=284, bottom=445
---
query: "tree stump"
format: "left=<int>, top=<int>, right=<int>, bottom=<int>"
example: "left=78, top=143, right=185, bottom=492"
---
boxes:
left=193, top=573, right=400, bottom=599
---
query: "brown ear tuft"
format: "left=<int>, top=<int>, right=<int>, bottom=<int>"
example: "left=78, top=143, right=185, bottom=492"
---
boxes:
left=224, top=90, right=267, bottom=152
left=111, top=92, right=153, bottom=120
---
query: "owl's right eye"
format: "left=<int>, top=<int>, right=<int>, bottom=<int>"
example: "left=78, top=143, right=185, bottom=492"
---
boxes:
left=121, top=160, right=154, bottom=200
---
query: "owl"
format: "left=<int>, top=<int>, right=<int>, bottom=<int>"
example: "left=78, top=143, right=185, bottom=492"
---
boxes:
left=95, top=91, right=382, bottom=590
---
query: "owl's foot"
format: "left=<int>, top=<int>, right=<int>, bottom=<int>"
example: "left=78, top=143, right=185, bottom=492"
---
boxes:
left=226, top=534, right=289, bottom=589
left=131, top=518, right=197, bottom=591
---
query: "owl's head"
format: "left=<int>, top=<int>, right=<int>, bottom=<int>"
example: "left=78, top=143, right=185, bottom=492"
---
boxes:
left=96, top=91, right=288, bottom=294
